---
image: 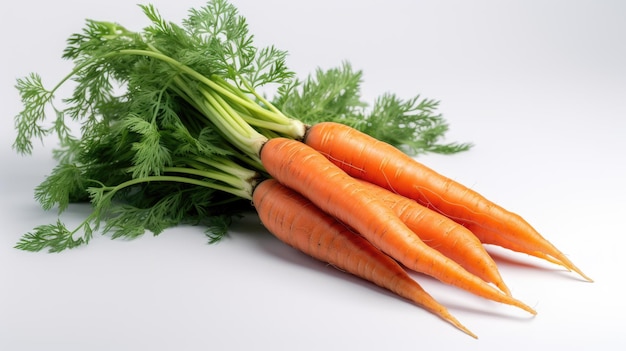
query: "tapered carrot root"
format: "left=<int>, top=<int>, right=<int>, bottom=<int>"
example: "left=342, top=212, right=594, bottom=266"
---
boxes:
left=253, top=179, right=477, bottom=338
left=304, top=121, right=591, bottom=282
left=261, top=138, right=536, bottom=315
left=356, top=179, right=512, bottom=296
left=468, top=225, right=582, bottom=274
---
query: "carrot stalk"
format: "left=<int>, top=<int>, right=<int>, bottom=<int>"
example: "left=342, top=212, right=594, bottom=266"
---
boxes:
left=356, top=179, right=512, bottom=296
left=253, top=179, right=478, bottom=338
left=261, top=138, right=536, bottom=315
left=304, top=121, right=592, bottom=282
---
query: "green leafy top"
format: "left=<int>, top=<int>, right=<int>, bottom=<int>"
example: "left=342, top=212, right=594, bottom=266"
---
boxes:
left=12, top=0, right=470, bottom=252
left=274, top=62, right=471, bottom=155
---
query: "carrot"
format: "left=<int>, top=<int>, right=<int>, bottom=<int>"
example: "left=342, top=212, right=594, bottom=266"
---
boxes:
left=304, top=121, right=592, bottom=282
left=356, top=179, right=512, bottom=296
left=260, top=137, right=537, bottom=314
left=253, top=179, right=477, bottom=338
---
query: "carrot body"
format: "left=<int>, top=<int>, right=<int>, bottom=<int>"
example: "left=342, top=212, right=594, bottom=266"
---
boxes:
left=253, top=179, right=477, bottom=338
left=260, top=137, right=536, bottom=314
left=304, top=122, right=591, bottom=281
left=356, top=179, right=511, bottom=296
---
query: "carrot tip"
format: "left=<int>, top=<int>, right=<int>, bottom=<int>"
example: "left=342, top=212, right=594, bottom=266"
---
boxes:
left=504, top=295, right=537, bottom=315
left=438, top=309, right=478, bottom=339
left=522, top=302, right=538, bottom=316
left=553, top=255, right=593, bottom=282
left=451, top=320, right=479, bottom=339
left=573, top=268, right=594, bottom=283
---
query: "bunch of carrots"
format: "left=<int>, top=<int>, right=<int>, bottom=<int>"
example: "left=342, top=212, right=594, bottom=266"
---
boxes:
left=12, top=0, right=591, bottom=339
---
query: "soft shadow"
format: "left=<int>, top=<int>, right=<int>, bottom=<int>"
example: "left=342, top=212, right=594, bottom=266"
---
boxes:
left=406, top=272, right=538, bottom=321
left=484, top=245, right=588, bottom=282
left=231, top=216, right=538, bottom=320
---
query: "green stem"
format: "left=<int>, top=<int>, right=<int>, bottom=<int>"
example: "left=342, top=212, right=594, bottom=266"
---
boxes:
left=118, top=48, right=277, bottom=160
left=105, top=174, right=253, bottom=201
left=118, top=48, right=306, bottom=139
left=212, top=76, right=307, bottom=137
left=211, top=77, right=285, bottom=121
left=200, top=89, right=266, bottom=159
left=197, top=156, right=259, bottom=180
left=200, top=88, right=251, bottom=138
left=240, top=77, right=283, bottom=116
left=238, top=112, right=305, bottom=136
left=164, top=167, right=255, bottom=199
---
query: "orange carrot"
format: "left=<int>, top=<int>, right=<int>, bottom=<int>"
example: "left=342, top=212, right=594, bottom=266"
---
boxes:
left=304, top=121, right=591, bottom=282
left=356, top=179, right=511, bottom=296
left=260, top=137, right=536, bottom=314
left=253, top=179, right=477, bottom=338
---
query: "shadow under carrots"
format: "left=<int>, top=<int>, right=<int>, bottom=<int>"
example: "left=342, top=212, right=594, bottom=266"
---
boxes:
left=230, top=212, right=538, bottom=321
left=484, top=245, right=590, bottom=283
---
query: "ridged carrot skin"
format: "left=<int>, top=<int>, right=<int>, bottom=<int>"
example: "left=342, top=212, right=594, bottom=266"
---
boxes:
left=260, top=137, right=536, bottom=314
left=356, top=179, right=511, bottom=296
left=304, top=121, right=591, bottom=282
left=253, top=179, right=477, bottom=338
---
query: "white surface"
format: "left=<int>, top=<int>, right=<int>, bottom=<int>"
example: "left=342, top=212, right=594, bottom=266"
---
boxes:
left=1, top=0, right=625, bottom=350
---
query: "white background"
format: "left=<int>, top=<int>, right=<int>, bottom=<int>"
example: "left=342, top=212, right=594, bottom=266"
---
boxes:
left=1, top=0, right=625, bottom=350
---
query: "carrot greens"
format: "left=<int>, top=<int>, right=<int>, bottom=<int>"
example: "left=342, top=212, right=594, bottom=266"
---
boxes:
left=273, top=62, right=472, bottom=155
left=13, top=0, right=467, bottom=252
left=15, top=113, right=261, bottom=252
